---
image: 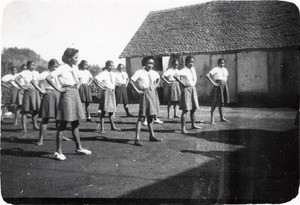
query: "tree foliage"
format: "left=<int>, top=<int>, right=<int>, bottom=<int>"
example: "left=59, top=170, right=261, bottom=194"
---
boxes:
left=1, top=47, right=48, bottom=76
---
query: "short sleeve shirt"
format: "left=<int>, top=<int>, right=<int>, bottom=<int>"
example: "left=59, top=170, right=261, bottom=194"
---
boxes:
left=78, top=70, right=93, bottom=84
left=177, top=67, right=197, bottom=86
left=18, top=70, right=40, bottom=89
left=208, top=67, right=228, bottom=81
left=131, top=68, right=159, bottom=89
left=163, top=68, right=179, bottom=81
left=50, top=64, right=79, bottom=86
left=1, top=74, right=20, bottom=88
left=115, top=71, right=128, bottom=85
left=94, top=70, right=116, bottom=89
left=38, top=71, right=61, bottom=90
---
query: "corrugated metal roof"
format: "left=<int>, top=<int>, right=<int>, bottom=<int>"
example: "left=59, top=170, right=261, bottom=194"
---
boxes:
left=119, top=1, right=300, bottom=58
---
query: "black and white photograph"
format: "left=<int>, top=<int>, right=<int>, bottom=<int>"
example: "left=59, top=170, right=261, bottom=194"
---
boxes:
left=1, top=0, right=299, bottom=204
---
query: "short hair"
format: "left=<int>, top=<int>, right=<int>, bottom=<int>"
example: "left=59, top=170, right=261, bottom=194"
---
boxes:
left=141, top=56, right=154, bottom=66
left=10, top=66, right=18, bottom=73
left=48, top=59, right=59, bottom=69
left=217, top=58, right=225, bottom=64
left=78, top=60, right=88, bottom=70
left=105, top=60, right=114, bottom=68
left=62, top=48, right=79, bottom=64
left=185, top=55, right=195, bottom=66
left=27, top=60, right=35, bottom=67
left=172, top=59, right=179, bottom=66
left=20, top=64, right=27, bottom=71
left=117, top=63, right=124, bottom=69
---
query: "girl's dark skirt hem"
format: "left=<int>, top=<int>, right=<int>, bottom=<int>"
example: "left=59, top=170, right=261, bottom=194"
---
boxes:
left=115, top=84, right=129, bottom=105
left=139, top=89, right=157, bottom=117
left=39, top=90, right=60, bottom=119
left=179, top=86, right=199, bottom=111
left=211, top=80, right=230, bottom=106
left=56, top=88, right=85, bottom=122
left=22, top=89, right=41, bottom=114
left=78, top=83, right=93, bottom=103
left=168, top=81, right=181, bottom=102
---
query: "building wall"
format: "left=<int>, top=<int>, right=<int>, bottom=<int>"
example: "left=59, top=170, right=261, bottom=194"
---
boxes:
left=126, top=48, right=299, bottom=107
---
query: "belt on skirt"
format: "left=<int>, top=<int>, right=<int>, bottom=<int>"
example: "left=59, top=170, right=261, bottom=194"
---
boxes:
left=62, top=85, right=77, bottom=89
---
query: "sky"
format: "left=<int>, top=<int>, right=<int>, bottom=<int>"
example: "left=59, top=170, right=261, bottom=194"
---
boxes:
left=0, top=0, right=208, bottom=67
left=1, top=0, right=299, bottom=67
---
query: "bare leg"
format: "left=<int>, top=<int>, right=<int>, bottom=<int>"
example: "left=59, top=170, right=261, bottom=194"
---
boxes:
left=109, top=112, right=121, bottom=131
left=32, top=112, right=39, bottom=130
left=174, top=103, right=180, bottom=118
left=56, top=121, right=68, bottom=154
left=167, top=103, right=171, bottom=119
left=181, top=110, right=188, bottom=134
left=1, top=106, right=8, bottom=121
left=134, top=117, right=143, bottom=146
left=56, top=120, right=70, bottom=141
left=219, top=105, right=229, bottom=122
left=13, top=108, right=21, bottom=125
left=71, top=121, right=82, bottom=150
left=36, top=118, right=49, bottom=146
left=191, top=109, right=201, bottom=129
left=125, top=104, right=134, bottom=117
left=100, top=111, right=106, bottom=134
left=148, top=116, right=161, bottom=142
left=210, top=103, right=217, bottom=124
left=85, top=102, right=91, bottom=119
left=21, top=113, right=27, bottom=133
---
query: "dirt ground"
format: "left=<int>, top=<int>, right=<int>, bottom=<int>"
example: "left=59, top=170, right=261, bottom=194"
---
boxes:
left=1, top=104, right=299, bottom=204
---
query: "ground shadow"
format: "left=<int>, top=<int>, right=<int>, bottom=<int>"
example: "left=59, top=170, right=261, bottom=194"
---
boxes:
left=1, top=148, right=51, bottom=158
left=119, top=128, right=299, bottom=204
left=1, top=136, right=37, bottom=144
left=80, top=136, right=133, bottom=145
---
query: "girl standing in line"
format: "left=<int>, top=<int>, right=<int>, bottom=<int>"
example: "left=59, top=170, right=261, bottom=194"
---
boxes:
left=78, top=60, right=94, bottom=122
left=15, top=61, right=41, bottom=133
left=161, top=59, right=181, bottom=119
left=174, top=55, right=201, bottom=134
left=1, top=66, right=23, bottom=124
left=114, top=63, right=134, bottom=117
left=130, top=56, right=162, bottom=146
left=32, top=59, right=70, bottom=146
left=46, top=48, right=91, bottom=161
left=94, top=60, right=120, bottom=134
left=206, top=58, right=230, bottom=124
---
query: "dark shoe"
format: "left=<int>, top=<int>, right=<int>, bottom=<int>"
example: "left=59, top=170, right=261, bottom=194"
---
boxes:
left=134, top=140, right=143, bottom=146
left=86, top=118, right=95, bottom=122
left=126, top=113, right=134, bottom=117
left=149, top=136, right=162, bottom=142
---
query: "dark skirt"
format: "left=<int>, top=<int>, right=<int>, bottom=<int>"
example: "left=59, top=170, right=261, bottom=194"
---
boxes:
left=115, top=84, right=129, bottom=105
left=211, top=80, right=230, bottom=106
left=179, top=86, right=199, bottom=111
left=9, top=87, right=19, bottom=105
left=22, top=89, right=41, bottom=113
left=139, top=88, right=157, bottom=117
left=39, top=89, right=60, bottom=118
left=99, top=89, right=117, bottom=113
left=168, top=81, right=181, bottom=102
left=78, top=83, right=93, bottom=103
left=17, top=90, right=23, bottom=106
left=57, top=88, right=85, bottom=121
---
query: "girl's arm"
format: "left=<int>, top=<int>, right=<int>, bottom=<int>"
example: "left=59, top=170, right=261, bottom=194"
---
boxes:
left=1, top=82, right=10, bottom=88
left=30, top=79, right=45, bottom=94
left=173, top=74, right=186, bottom=87
left=129, top=79, right=143, bottom=94
left=45, top=75, right=65, bottom=93
left=93, top=78, right=105, bottom=90
left=206, top=73, right=219, bottom=87
left=161, top=75, right=171, bottom=85
left=14, top=75, right=26, bottom=90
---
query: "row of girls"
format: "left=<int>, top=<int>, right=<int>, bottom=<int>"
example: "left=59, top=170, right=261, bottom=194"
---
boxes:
left=1, top=48, right=231, bottom=160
